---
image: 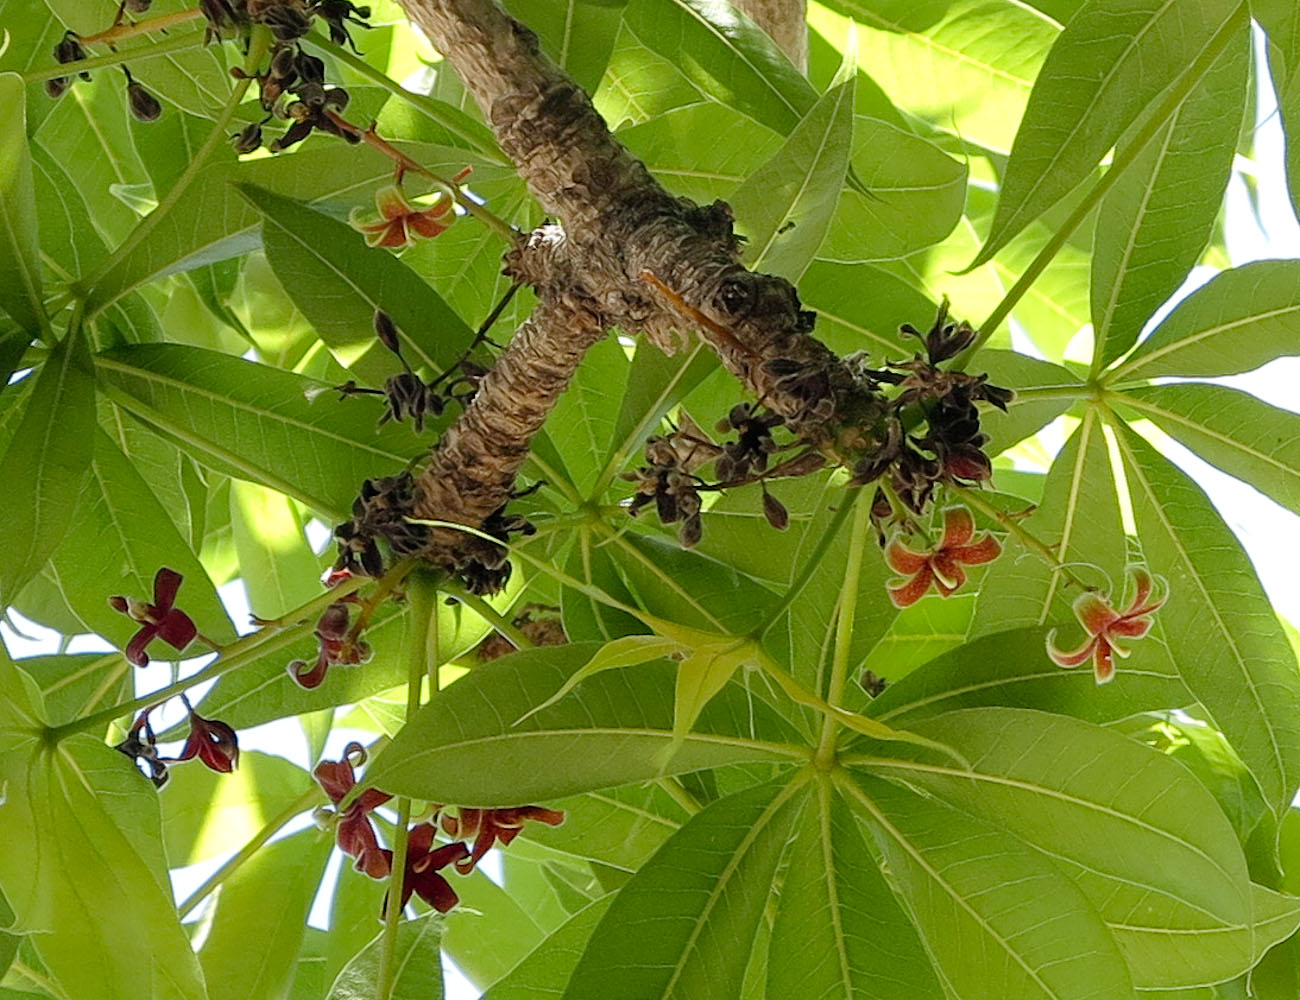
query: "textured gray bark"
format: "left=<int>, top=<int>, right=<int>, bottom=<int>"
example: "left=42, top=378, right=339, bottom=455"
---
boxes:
left=735, top=0, right=809, bottom=71
left=397, top=0, right=884, bottom=566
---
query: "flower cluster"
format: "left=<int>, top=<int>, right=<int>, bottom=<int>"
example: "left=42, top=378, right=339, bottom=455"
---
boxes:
left=884, top=506, right=1002, bottom=607
left=115, top=698, right=239, bottom=787
left=312, top=745, right=566, bottom=916
left=448, top=499, right=538, bottom=596
left=624, top=433, right=709, bottom=547
left=287, top=600, right=373, bottom=689
left=333, top=472, right=431, bottom=579
left=1047, top=568, right=1168, bottom=684
left=109, top=568, right=198, bottom=667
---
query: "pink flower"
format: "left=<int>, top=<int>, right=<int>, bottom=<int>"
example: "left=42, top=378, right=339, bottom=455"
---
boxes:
left=348, top=169, right=471, bottom=250
left=314, top=742, right=394, bottom=879
left=108, top=568, right=198, bottom=667
left=1046, top=568, right=1168, bottom=684
left=885, top=507, right=1002, bottom=608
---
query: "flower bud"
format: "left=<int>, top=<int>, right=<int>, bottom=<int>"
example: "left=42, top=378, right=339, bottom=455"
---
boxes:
left=44, top=76, right=70, bottom=99
left=127, top=81, right=162, bottom=122
left=231, top=122, right=263, bottom=154
left=373, top=310, right=401, bottom=355
left=762, top=488, right=789, bottom=531
left=54, top=34, right=86, bottom=65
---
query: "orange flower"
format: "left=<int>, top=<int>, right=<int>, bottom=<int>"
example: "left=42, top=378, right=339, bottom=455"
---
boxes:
left=349, top=168, right=472, bottom=250
left=1046, top=568, right=1167, bottom=684
left=885, top=506, right=1001, bottom=608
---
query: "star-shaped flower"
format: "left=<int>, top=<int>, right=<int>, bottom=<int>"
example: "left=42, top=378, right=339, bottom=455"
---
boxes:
left=314, top=742, right=394, bottom=879
left=441, top=806, right=566, bottom=874
left=348, top=169, right=471, bottom=250
left=1046, top=568, right=1168, bottom=684
left=108, top=568, right=198, bottom=667
left=884, top=506, right=1002, bottom=608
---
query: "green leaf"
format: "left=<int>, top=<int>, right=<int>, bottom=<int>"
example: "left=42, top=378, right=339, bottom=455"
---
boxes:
left=817, top=0, right=1061, bottom=153
left=0, top=735, right=206, bottom=1000
left=39, top=427, right=236, bottom=651
left=0, top=73, right=43, bottom=337
left=766, top=779, right=944, bottom=1000
left=620, top=0, right=817, bottom=134
left=1110, top=260, right=1300, bottom=381
left=326, top=912, right=444, bottom=1000
left=1255, top=0, right=1300, bottom=220
left=729, top=73, right=855, bottom=281
left=591, top=20, right=705, bottom=126
left=544, top=336, right=630, bottom=498
left=238, top=184, right=476, bottom=380
left=230, top=479, right=325, bottom=620
left=94, top=344, right=426, bottom=518
left=868, top=626, right=1190, bottom=729
left=1115, top=425, right=1300, bottom=814
left=481, top=895, right=614, bottom=1000
left=817, top=116, right=966, bottom=263
left=1121, top=383, right=1300, bottom=519
left=562, top=778, right=803, bottom=1000
left=523, top=785, right=687, bottom=871
left=517, top=634, right=689, bottom=724
left=162, top=750, right=316, bottom=866
left=443, top=867, right=545, bottom=987
left=973, top=349, right=1083, bottom=456
left=364, top=644, right=805, bottom=805
left=501, top=0, right=626, bottom=92
left=858, top=707, right=1256, bottom=988
left=841, top=771, right=1137, bottom=1000
left=1090, top=28, right=1247, bottom=372
left=796, top=259, right=930, bottom=358
left=971, top=408, right=1128, bottom=637
left=975, top=0, right=1245, bottom=265
left=0, top=330, right=95, bottom=606
left=201, top=828, right=332, bottom=1000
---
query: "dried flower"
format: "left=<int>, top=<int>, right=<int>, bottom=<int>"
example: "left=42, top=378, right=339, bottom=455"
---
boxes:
left=109, top=568, right=198, bottom=667
left=885, top=507, right=1001, bottom=607
left=1046, top=568, right=1168, bottom=684
left=114, top=707, right=169, bottom=787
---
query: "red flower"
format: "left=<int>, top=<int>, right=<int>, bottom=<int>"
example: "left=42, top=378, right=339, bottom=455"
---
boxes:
left=441, top=806, right=566, bottom=874
left=348, top=169, right=471, bottom=250
left=1047, top=568, right=1168, bottom=684
left=172, top=695, right=239, bottom=773
left=884, top=507, right=1002, bottom=608
left=382, top=824, right=471, bottom=915
left=287, top=601, right=372, bottom=689
left=314, top=742, right=393, bottom=879
left=109, top=568, right=198, bottom=667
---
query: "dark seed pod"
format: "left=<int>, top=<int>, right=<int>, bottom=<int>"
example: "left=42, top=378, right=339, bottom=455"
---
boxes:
left=762, top=488, right=789, bottom=531
left=373, top=310, right=401, bottom=355
left=679, top=514, right=702, bottom=548
left=124, top=0, right=153, bottom=12
left=231, top=122, right=263, bottom=154
left=54, top=33, right=87, bottom=65
left=127, top=81, right=162, bottom=122
left=44, top=76, right=70, bottom=99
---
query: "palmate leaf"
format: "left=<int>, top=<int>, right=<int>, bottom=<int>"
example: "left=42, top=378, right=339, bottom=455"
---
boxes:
left=1109, top=260, right=1300, bottom=381
left=201, top=828, right=333, bottom=1000
left=868, top=626, right=1190, bottom=729
left=0, top=329, right=95, bottom=608
left=1089, top=26, right=1247, bottom=373
left=0, top=73, right=44, bottom=338
left=238, top=184, right=476, bottom=382
left=852, top=707, right=1260, bottom=988
left=973, top=349, right=1082, bottom=456
left=842, top=771, right=1137, bottom=1000
left=1115, top=425, right=1300, bottom=815
left=974, top=0, right=1245, bottom=266
left=94, top=343, right=426, bottom=519
left=729, top=72, right=855, bottom=281
left=1120, top=383, right=1300, bottom=519
left=766, top=778, right=945, bottom=1000
left=363, top=643, right=806, bottom=805
left=817, top=0, right=1061, bottom=153
left=562, top=777, right=804, bottom=1000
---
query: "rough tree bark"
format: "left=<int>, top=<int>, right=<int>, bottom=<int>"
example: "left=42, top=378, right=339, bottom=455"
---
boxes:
left=397, top=0, right=887, bottom=569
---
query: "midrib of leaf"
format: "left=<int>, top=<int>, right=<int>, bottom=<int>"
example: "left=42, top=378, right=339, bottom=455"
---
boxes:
left=1123, top=392, right=1300, bottom=482
left=587, top=791, right=682, bottom=830
left=673, top=0, right=804, bottom=124
left=854, top=756, right=1242, bottom=898
left=1006, top=0, right=1180, bottom=231
left=71, top=89, right=133, bottom=188
left=606, top=532, right=727, bottom=631
left=1109, top=300, right=1300, bottom=381
left=1038, top=407, right=1101, bottom=624
left=752, top=82, right=851, bottom=267
left=94, top=355, right=410, bottom=462
left=560, top=0, right=577, bottom=69
left=657, top=777, right=803, bottom=998
left=818, top=783, right=853, bottom=994
left=836, top=774, right=1065, bottom=1000
left=1091, top=113, right=1182, bottom=373
left=1112, top=426, right=1286, bottom=800
left=25, top=336, right=85, bottom=571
